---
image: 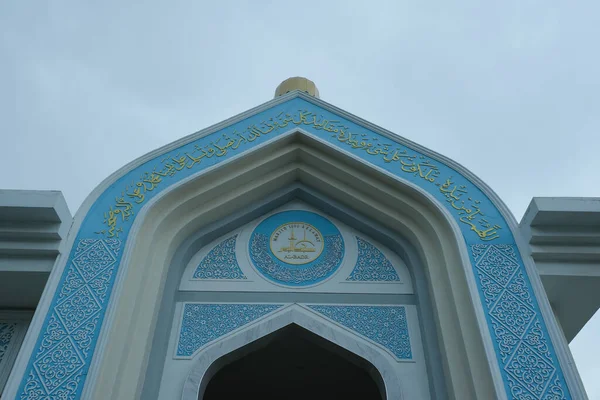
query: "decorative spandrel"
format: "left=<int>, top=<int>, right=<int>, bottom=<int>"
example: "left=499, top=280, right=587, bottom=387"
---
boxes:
left=249, top=210, right=344, bottom=287
left=346, top=237, right=401, bottom=282
left=176, top=303, right=283, bottom=358
left=192, top=235, right=247, bottom=280
left=308, top=305, right=412, bottom=360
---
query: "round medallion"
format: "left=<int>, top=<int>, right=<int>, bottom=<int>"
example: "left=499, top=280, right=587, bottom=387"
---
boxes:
left=270, top=222, right=324, bottom=265
left=249, top=210, right=344, bottom=287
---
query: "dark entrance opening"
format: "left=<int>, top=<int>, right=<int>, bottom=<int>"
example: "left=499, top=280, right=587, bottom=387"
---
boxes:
left=202, top=324, right=385, bottom=400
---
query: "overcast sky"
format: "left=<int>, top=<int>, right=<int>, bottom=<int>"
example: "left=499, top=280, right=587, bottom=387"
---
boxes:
left=1, top=1, right=599, bottom=396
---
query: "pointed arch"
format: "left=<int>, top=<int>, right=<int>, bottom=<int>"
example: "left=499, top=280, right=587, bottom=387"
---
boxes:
left=180, top=305, right=401, bottom=400
left=5, top=92, right=582, bottom=400
left=72, top=134, right=496, bottom=399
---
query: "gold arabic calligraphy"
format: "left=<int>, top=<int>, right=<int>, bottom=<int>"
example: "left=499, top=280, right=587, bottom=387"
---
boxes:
left=97, top=109, right=500, bottom=241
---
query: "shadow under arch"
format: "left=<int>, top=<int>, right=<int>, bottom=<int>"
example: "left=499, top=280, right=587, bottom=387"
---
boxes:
left=181, top=305, right=399, bottom=400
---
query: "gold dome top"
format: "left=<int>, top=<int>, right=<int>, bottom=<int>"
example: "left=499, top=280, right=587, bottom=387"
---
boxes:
left=274, top=77, right=320, bottom=98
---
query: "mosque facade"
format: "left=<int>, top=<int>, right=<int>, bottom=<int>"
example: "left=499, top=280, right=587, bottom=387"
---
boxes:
left=0, top=78, right=598, bottom=399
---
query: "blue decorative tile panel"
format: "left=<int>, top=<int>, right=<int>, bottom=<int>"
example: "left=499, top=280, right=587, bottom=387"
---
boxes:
left=176, top=303, right=283, bottom=357
left=19, top=238, right=120, bottom=399
left=32, top=338, right=85, bottom=393
left=308, top=305, right=412, bottom=360
left=471, top=244, right=569, bottom=400
left=55, top=286, right=102, bottom=333
left=0, top=322, right=17, bottom=364
left=249, top=210, right=344, bottom=286
left=192, top=235, right=247, bottom=280
left=17, top=96, right=572, bottom=399
left=346, top=237, right=401, bottom=282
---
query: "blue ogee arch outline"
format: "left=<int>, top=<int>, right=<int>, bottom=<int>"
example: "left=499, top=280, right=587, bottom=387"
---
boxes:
left=16, top=95, right=571, bottom=399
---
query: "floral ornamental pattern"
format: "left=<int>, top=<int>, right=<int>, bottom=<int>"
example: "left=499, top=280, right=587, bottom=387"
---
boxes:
left=307, top=305, right=412, bottom=360
left=250, top=233, right=344, bottom=286
left=176, top=303, right=283, bottom=357
left=192, top=235, right=247, bottom=280
left=0, top=322, right=17, bottom=365
left=346, top=237, right=401, bottom=282
left=18, top=238, right=121, bottom=400
left=471, top=244, right=569, bottom=400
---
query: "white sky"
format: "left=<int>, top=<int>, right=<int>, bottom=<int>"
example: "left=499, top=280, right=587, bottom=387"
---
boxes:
left=1, top=1, right=599, bottom=396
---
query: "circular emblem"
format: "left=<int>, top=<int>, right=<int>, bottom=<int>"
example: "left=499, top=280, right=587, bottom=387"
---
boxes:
left=270, top=222, right=323, bottom=265
left=249, top=210, right=344, bottom=287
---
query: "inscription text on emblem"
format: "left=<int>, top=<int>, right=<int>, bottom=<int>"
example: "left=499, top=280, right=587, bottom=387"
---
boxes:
left=270, top=222, right=323, bottom=264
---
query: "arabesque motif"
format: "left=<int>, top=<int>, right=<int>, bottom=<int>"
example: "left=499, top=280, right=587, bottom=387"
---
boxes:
left=176, top=303, right=282, bottom=357
left=308, top=305, right=412, bottom=359
left=19, top=239, right=120, bottom=399
left=472, top=244, right=568, bottom=400
left=346, top=237, right=401, bottom=282
left=192, top=235, right=247, bottom=280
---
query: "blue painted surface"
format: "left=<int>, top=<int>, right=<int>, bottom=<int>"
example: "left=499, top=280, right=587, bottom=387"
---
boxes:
left=176, top=304, right=282, bottom=357
left=16, top=96, right=571, bottom=399
left=248, top=210, right=344, bottom=286
left=469, top=244, right=570, bottom=399
left=346, top=237, right=401, bottom=282
left=18, top=239, right=121, bottom=399
left=174, top=303, right=411, bottom=360
left=308, top=305, right=412, bottom=359
left=192, top=235, right=247, bottom=280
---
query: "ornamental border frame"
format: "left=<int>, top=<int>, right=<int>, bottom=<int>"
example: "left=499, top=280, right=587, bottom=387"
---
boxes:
left=3, top=92, right=585, bottom=400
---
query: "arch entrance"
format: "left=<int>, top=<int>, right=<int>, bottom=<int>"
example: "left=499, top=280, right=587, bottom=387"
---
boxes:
left=202, top=324, right=384, bottom=400
left=178, top=304, right=405, bottom=400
